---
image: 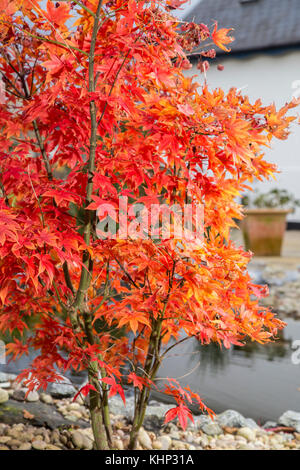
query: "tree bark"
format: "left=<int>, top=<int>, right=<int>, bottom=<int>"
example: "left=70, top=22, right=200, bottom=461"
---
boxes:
left=88, top=361, right=109, bottom=450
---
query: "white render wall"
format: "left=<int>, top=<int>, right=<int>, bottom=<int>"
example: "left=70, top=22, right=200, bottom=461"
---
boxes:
left=186, top=50, right=300, bottom=221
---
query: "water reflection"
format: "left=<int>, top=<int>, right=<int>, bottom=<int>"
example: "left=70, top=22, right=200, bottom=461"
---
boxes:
left=155, top=319, right=300, bottom=422
left=1, top=317, right=300, bottom=422
left=193, top=329, right=292, bottom=375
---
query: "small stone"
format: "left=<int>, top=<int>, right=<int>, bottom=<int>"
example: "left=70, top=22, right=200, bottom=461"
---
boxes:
left=19, top=443, right=32, bottom=450
left=26, top=391, right=39, bottom=402
left=262, top=421, right=277, bottom=429
left=237, top=443, right=255, bottom=450
left=197, top=435, right=209, bottom=447
left=69, top=411, right=83, bottom=419
left=40, top=393, right=53, bottom=404
left=7, top=438, right=22, bottom=447
left=0, top=388, right=9, bottom=404
left=60, top=435, right=68, bottom=446
left=71, top=430, right=84, bottom=449
left=278, top=410, right=300, bottom=432
left=0, top=445, right=9, bottom=450
left=217, top=410, right=259, bottom=429
left=46, top=444, right=62, bottom=450
left=8, top=429, right=23, bottom=440
left=270, top=436, right=283, bottom=446
left=0, top=372, right=17, bottom=382
left=67, top=403, right=81, bottom=411
left=0, top=436, right=10, bottom=444
left=202, top=423, right=223, bottom=436
left=32, top=440, right=47, bottom=450
left=13, top=423, right=25, bottom=432
left=113, top=439, right=124, bottom=450
left=64, top=414, right=78, bottom=422
left=214, top=439, right=229, bottom=449
left=12, top=388, right=27, bottom=401
left=237, top=427, right=256, bottom=441
left=81, top=428, right=94, bottom=440
left=294, top=433, right=300, bottom=442
left=74, top=395, right=84, bottom=405
left=152, top=440, right=162, bottom=449
left=157, top=435, right=172, bottom=450
left=48, top=377, right=76, bottom=398
left=196, top=415, right=212, bottom=429
left=50, top=430, right=61, bottom=444
left=0, top=382, right=10, bottom=389
left=285, top=441, right=297, bottom=449
left=138, top=427, right=152, bottom=450
left=172, top=440, right=186, bottom=450
left=82, top=435, right=93, bottom=450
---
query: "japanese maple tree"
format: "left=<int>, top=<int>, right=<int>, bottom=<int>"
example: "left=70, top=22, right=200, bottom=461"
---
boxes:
left=0, top=0, right=297, bottom=450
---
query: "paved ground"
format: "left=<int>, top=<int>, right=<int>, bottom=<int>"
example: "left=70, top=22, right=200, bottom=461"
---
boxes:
left=231, top=229, right=300, bottom=268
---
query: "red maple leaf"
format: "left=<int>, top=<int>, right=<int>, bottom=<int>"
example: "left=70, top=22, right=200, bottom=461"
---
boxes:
left=73, top=383, right=97, bottom=402
left=164, top=404, right=194, bottom=430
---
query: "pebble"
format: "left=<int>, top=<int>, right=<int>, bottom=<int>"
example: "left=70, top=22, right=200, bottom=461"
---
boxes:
left=201, top=423, right=223, bottom=436
left=11, top=388, right=39, bottom=402
left=157, top=435, right=172, bottom=450
left=46, top=444, right=62, bottom=450
left=113, top=439, right=124, bottom=450
left=152, top=440, right=162, bottom=449
left=138, top=427, right=152, bottom=450
left=0, top=388, right=9, bottom=404
left=71, top=431, right=84, bottom=449
left=237, top=427, right=257, bottom=441
left=19, top=443, right=32, bottom=450
left=40, top=393, right=53, bottom=405
left=12, top=388, right=27, bottom=401
left=26, top=391, right=39, bottom=402
left=71, top=430, right=93, bottom=450
left=48, top=378, right=76, bottom=398
left=0, top=372, right=17, bottom=382
left=64, top=414, right=78, bottom=422
left=32, top=440, right=47, bottom=450
left=278, top=410, right=300, bottom=433
left=0, top=375, right=300, bottom=452
left=0, top=382, right=11, bottom=389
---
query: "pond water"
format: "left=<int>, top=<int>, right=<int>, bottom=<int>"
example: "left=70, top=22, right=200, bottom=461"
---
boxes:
left=153, top=318, right=300, bottom=423
left=1, top=319, right=300, bottom=423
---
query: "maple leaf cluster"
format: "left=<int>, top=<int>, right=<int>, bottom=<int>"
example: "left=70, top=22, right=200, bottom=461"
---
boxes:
left=0, top=0, right=297, bottom=438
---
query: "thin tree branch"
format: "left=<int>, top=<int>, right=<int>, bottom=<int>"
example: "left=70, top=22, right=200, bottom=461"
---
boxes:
left=75, top=0, right=104, bottom=308
left=161, top=335, right=195, bottom=359
left=63, top=261, right=75, bottom=296
left=113, top=255, right=140, bottom=289
left=70, top=0, right=96, bottom=17
left=97, top=49, right=131, bottom=126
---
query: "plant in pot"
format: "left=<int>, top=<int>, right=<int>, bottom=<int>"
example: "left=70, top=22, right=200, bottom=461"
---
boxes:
left=241, top=189, right=300, bottom=256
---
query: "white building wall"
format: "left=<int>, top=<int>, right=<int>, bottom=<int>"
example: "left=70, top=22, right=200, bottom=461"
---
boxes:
left=187, top=50, right=300, bottom=221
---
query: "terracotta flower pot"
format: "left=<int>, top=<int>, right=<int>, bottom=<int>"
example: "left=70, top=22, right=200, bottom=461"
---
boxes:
left=241, top=208, right=291, bottom=256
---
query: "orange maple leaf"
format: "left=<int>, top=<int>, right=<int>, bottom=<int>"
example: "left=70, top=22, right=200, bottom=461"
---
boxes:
left=45, top=0, right=72, bottom=27
left=212, top=22, right=234, bottom=52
